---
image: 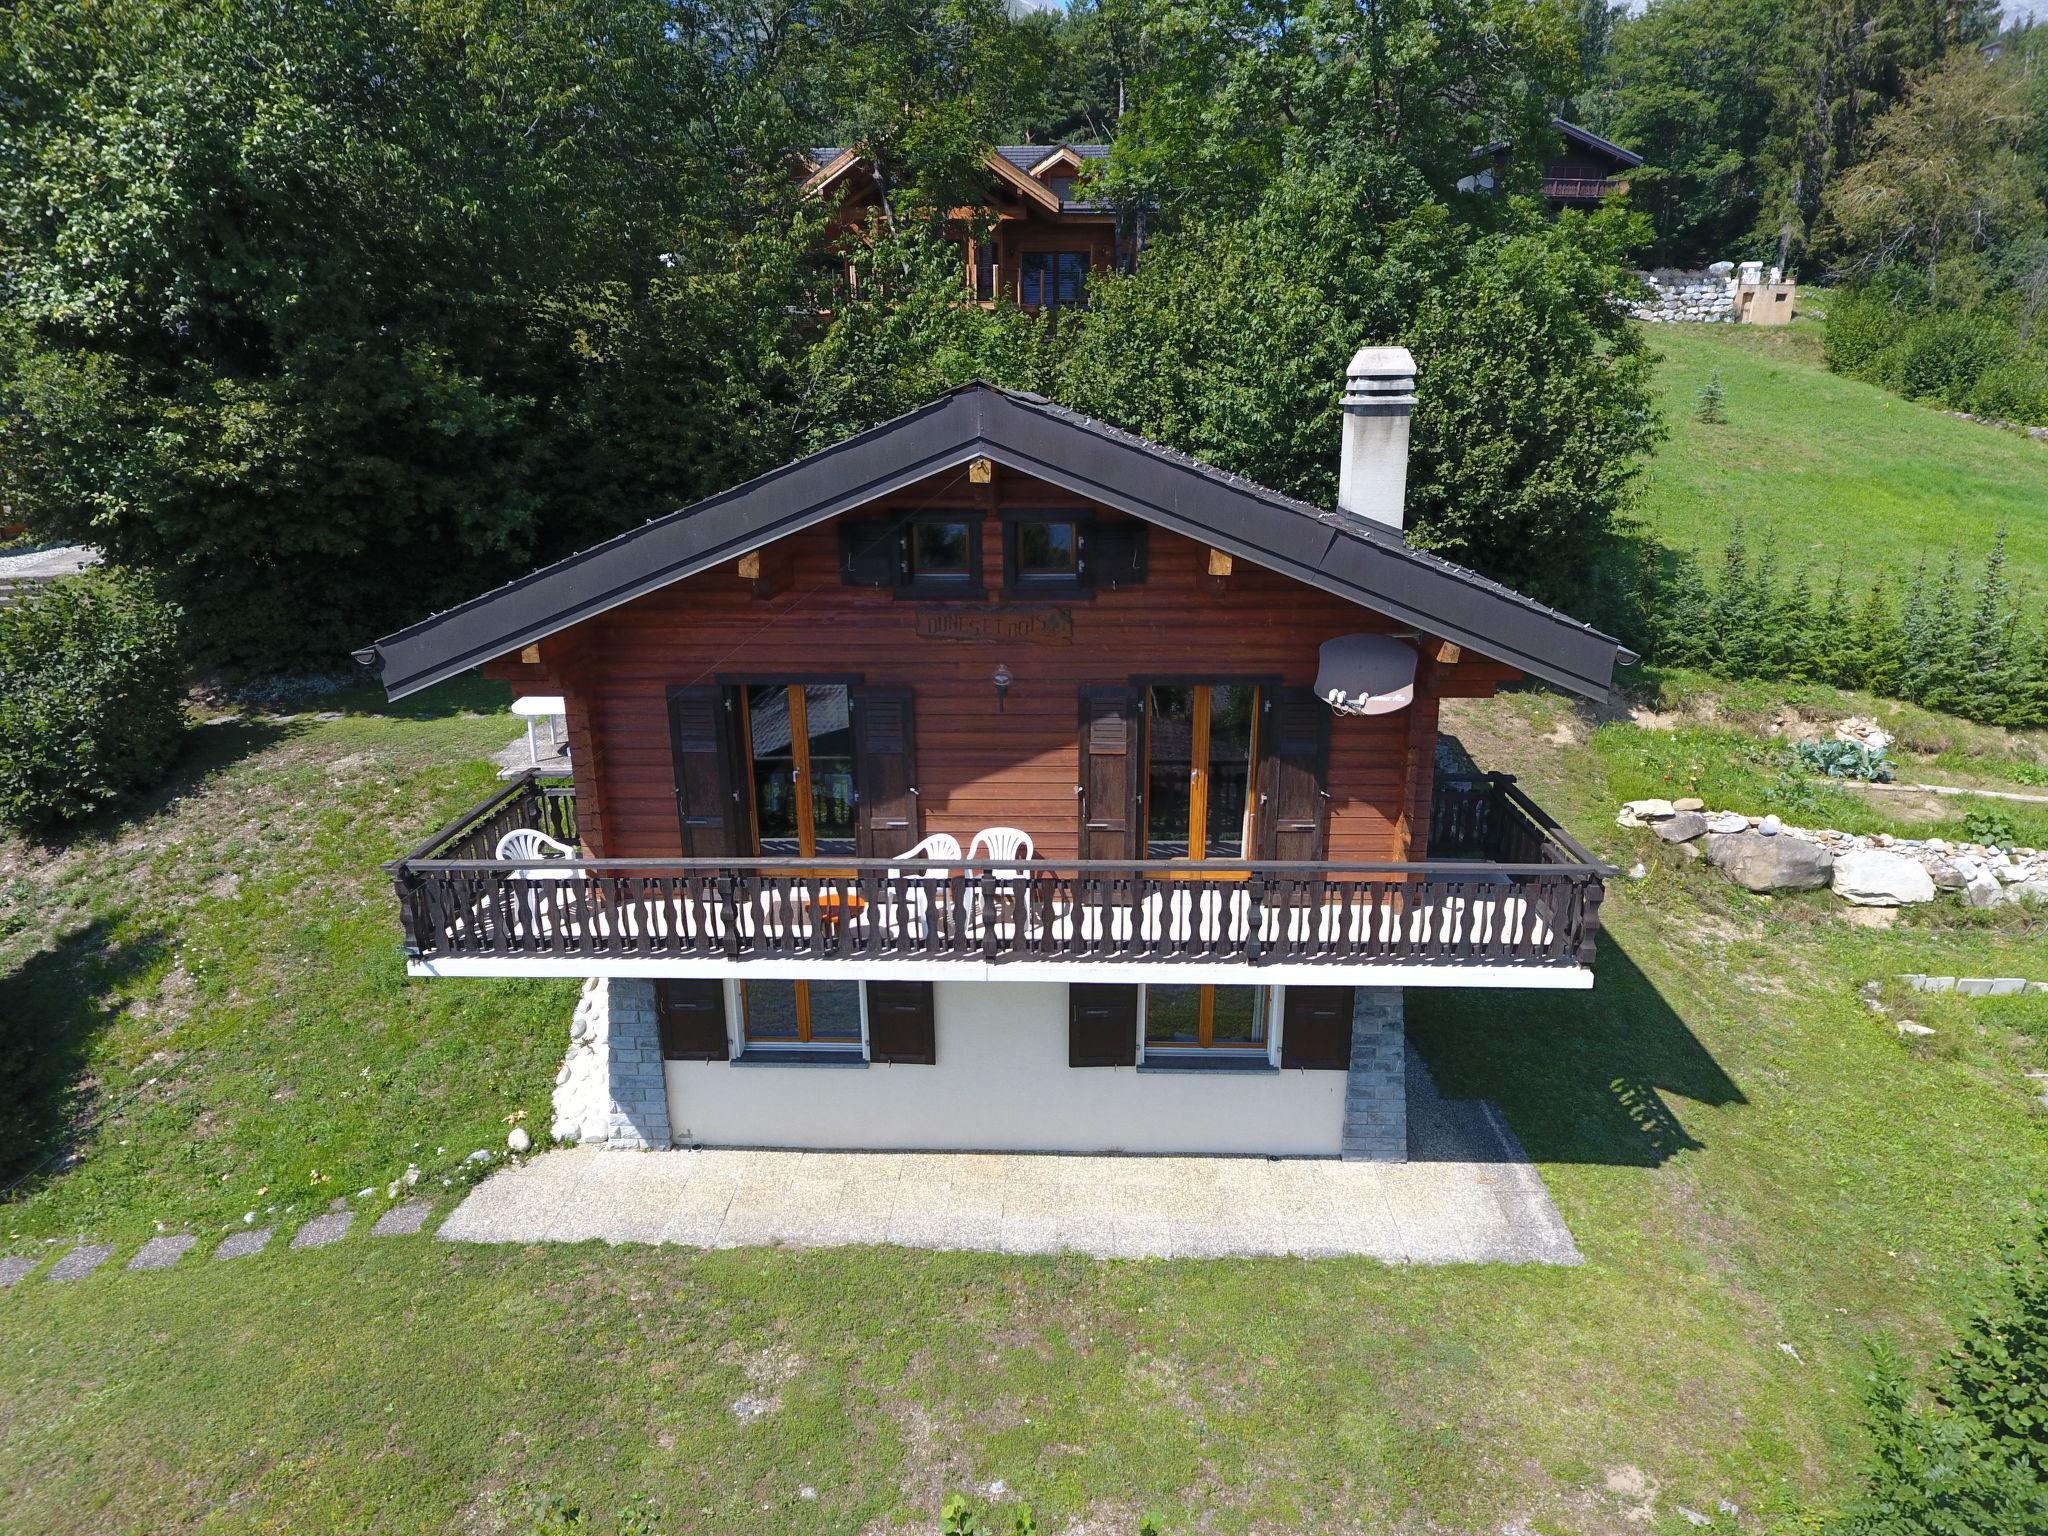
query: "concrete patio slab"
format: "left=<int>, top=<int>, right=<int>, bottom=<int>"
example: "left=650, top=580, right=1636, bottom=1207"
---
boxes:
left=440, top=1056, right=1581, bottom=1264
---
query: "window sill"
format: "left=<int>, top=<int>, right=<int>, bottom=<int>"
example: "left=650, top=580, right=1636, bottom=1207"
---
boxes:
left=732, top=1049, right=869, bottom=1068
left=1137, top=1055, right=1278, bottom=1076
left=1000, top=581, right=1093, bottom=602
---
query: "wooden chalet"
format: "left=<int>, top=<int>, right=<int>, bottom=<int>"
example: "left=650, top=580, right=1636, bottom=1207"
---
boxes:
left=800, top=143, right=1130, bottom=312
left=360, top=351, right=1622, bottom=1160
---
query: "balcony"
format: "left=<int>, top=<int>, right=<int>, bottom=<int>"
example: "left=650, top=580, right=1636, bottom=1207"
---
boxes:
left=383, top=774, right=1611, bottom=986
left=1541, top=176, right=1624, bottom=203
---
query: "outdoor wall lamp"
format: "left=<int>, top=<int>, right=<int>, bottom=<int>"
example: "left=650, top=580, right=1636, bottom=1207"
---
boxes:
left=992, top=662, right=1013, bottom=712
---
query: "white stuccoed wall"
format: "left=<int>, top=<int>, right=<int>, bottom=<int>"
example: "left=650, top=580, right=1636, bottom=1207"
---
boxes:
left=664, top=981, right=1350, bottom=1156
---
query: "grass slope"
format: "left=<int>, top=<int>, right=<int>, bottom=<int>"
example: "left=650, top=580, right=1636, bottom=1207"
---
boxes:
left=0, top=687, right=2045, bottom=1532
left=1635, top=322, right=2048, bottom=592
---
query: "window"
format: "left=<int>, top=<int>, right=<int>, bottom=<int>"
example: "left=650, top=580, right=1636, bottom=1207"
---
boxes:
left=1046, top=175, right=1076, bottom=203
left=1020, top=251, right=1088, bottom=311
left=739, top=979, right=864, bottom=1049
left=1143, top=984, right=1269, bottom=1054
left=838, top=513, right=984, bottom=597
left=909, top=518, right=973, bottom=583
left=1144, top=684, right=1258, bottom=859
left=1002, top=510, right=1088, bottom=596
left=744, top=683, right=857, bottom=857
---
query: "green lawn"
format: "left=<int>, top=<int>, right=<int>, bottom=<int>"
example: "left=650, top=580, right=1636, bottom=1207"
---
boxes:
left=1634, top=322, right=2048, bottom=592
left=1, top=685, right=2046, bottom=1533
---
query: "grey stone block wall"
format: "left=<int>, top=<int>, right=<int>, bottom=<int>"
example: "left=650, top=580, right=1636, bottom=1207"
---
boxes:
left=1341, top=987, right=1407, bottom=1162
left=602, top=978, right=672, bottom=1149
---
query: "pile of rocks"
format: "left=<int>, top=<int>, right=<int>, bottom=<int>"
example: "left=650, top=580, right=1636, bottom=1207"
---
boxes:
left=1618, top=798, right=2048, bottom=907
left=1632, top=268, right=1737, bottom=324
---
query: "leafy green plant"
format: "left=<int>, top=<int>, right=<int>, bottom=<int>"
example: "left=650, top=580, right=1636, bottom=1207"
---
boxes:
left=0, top=570, right=186, bottom=831
left=1789, top=740, right=1894, bottom=782
left=1830, top=1206, right=2048, bottom=1533
left=1960, top=806, right=2020, bottom=848
left=2004, top=762, right=2048, bottom=787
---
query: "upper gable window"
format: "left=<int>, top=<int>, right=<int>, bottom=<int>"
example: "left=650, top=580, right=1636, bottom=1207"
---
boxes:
left=1047, top=175, right=1076, bottom=202
left=838, top=511, right=986, bottom=598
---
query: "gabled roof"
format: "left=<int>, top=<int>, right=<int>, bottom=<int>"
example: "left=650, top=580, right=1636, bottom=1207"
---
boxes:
left=1554, top=118, right=1642, bottom=170
left=359, top=385, right=1626, bottom=703
left=799, top=144, right=1116, bottom=213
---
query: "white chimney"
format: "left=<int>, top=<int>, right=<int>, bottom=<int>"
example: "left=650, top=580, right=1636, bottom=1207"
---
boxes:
left=1338, top=344, right=1416, bottom=533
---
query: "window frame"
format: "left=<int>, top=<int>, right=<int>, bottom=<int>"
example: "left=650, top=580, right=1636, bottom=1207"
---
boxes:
left=1000, top=507, right=1093, bottom=600
left=1137, top=679, right=1265, bottom=862
left=898, top=509, right=986, bottom=600
left=730, top=977, right=871, bottom=1056
left=1136, top=984, right=1278, bottom=1062
left=1018, top=249, right=1090, bottom=312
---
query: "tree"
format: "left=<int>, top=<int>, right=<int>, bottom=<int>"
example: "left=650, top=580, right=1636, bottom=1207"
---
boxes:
left=1821, top=43, right=2042, bottom=298
left=1051, top=171, right=1661, bottom=606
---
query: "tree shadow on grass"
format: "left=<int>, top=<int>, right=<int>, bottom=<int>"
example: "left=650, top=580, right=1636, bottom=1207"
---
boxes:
left=1406, top=934, right=1744, bottom=1167
left=0, top=917, right=168, bottom=1198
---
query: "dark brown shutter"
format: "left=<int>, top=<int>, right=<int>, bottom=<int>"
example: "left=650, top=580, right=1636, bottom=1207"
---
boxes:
left=667, top=685, right=744, bottom=856
left=1069, top=984, right=1138, bottom=1066
left=657, top=979, right=729, bottom=1060
left=1082, top=521, right=1147, bottom=589
left=1279, top=985, right=1353, bottom=1070
left=1256, top=686, right=1329, bottom=860
left=866, top=981, right=936, bottom=1064
left=839, top=521, right=906, bottom=587
left=1077, top=686, right=1142, bottom=859
left=851, top=685, right=918, bottom=857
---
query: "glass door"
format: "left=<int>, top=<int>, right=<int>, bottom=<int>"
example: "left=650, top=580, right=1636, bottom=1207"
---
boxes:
left=1144, top=683, right=1258, bottom=861
left=743, top=683, right=856, bottom=857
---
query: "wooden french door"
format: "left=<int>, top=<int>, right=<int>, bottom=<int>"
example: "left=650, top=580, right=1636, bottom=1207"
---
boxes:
left=1143, top=683, right=1258, bottom=861
left=742, top=683, right=857, bottom=858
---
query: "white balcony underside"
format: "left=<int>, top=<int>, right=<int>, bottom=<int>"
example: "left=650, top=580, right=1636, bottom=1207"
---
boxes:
left=410, top=955, right=1591, bottom=987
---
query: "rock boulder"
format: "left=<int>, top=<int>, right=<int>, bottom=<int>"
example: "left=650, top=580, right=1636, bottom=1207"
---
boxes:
left=1831, top=849, right=1937, bottom=906
left=1705, top=830, right=1833, bottom=892
left=1654, top=812, right=1709, bottom=843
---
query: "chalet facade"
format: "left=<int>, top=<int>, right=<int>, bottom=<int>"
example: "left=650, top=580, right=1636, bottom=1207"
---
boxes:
left=1462, top=118, right=1643, bottom=211
left=801, top=144, right=1130, bottom=312
left=361, top=351, right=1621, bottom=1161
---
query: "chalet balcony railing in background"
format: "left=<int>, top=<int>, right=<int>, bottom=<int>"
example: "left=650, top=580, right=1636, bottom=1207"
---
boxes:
left=385, top=772, right=1612, bottom=971
left=1541, top=176, right=1622, bottom=202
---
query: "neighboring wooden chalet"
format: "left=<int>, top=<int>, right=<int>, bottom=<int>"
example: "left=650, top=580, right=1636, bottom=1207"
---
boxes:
left=800, top=144, right=1131, bottom=312
left=1462, top=118, right=1643, bottom=211
left=360, top=352, right=1622, bottom=1161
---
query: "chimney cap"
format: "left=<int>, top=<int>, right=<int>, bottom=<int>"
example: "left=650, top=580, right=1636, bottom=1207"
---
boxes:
left=1344, top=344, right=1416, bottom=410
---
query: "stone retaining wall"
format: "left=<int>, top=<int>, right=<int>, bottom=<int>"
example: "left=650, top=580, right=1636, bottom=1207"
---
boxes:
left=1633, top=269, right=1736, bottom=324
left=1620, top=798, right=2048, bottom=907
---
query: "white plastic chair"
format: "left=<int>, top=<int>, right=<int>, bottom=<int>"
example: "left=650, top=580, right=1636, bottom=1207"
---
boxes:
left=965, top=827, right=1036, bottom=934
left=495, top=827, right=578, bottom=879
left=888, top=833, right=962, bottom=938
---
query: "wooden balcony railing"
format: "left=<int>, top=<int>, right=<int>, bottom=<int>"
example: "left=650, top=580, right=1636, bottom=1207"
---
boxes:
left=1541, top=176, right=1622, bottom=202
left=384, top=773, right=1612, bottom=972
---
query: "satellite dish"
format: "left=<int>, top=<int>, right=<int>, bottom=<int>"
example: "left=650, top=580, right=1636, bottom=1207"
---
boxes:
left=1315, top=634, right=1417, bottom=716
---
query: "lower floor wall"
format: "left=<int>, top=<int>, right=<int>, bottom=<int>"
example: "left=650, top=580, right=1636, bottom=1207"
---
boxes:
left=664, top=981, right=1350, bottom=1157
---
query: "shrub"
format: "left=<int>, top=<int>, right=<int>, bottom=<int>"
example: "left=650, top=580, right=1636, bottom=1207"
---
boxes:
left=1960, top=806, right=2019, bottom=848
left=1694, top=370, right=1727, bottom=423
left=0, top=570, right=186, bottom=831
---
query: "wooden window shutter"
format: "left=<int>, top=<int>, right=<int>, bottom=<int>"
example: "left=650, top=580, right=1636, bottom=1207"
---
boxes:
left=1080, top=521, right=1147, bottom=589
left=1077, top=686, right=1142, bottom=859
left=666, top=684, right=744, bottom=856
left=866, top=981, right=936, bottom=1064
left=1256, top=686, right=1330, bottom=860
left=657, top=979, right=729, bottom=1061
left=851, top=685, right=919, bottom=858
left=839, top=521, right=906, bottom=587
left=1279, top=986, right=1353, bottom=1070
left=1069, top=984, right=1138, bottom=1067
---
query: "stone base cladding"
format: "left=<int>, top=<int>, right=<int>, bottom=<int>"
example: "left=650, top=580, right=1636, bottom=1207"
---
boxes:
left=1632, top=268, right=1735, bottom=323
left=550, top=977, right=673, bottom=1150
left=1341, top=988, right=1407, bottom=1162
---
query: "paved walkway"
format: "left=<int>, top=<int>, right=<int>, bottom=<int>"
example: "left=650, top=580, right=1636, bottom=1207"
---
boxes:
left=441, top=1059, right=1581, bottom=1264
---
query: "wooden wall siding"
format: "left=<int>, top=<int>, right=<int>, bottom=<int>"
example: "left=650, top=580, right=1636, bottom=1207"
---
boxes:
left=496, top=466, right=1515, bottom=862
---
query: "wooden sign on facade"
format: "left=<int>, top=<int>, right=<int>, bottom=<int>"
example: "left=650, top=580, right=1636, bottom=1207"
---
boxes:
left=915, top=606, right=1073, bottom=645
